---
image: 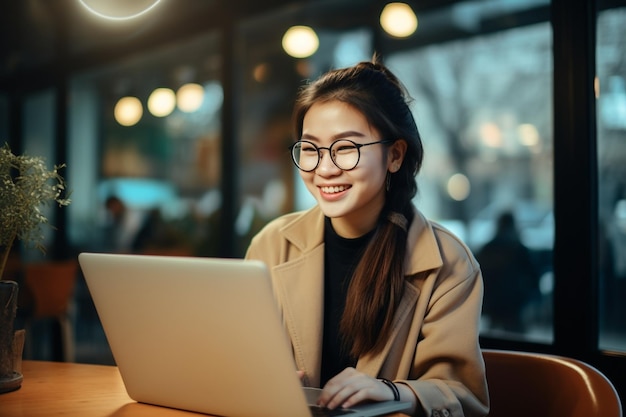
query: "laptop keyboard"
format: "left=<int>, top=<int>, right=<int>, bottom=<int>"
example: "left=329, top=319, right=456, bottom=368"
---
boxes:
left=309, top=405, right=357, bottom=416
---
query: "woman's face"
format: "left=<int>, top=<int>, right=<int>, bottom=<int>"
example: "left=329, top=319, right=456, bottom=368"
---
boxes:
left=299, top=100, right=405, bottom=238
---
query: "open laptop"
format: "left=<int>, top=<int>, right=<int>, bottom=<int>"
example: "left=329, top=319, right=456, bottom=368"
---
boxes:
left=78, top=252, right=411, bottom=417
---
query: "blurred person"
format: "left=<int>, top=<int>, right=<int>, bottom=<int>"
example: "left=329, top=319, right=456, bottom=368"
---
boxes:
left=131, top=208, right=191, bottom=255
left=476, top=211, right=539, bottom=333
left=99, top=195, right=139, bottom=253
left=246, top=58, right=488, bottom=417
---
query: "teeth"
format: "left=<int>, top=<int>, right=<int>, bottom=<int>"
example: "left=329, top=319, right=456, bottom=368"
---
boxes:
left=321, top=185, right=347, bottom=194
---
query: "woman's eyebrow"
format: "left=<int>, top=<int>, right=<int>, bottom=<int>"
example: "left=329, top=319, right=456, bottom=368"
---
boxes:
left=301, top=131, right=367, bottom=141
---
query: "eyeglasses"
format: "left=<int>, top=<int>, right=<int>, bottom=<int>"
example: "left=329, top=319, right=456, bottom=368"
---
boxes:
left=290, top=139, right=392, bottom=172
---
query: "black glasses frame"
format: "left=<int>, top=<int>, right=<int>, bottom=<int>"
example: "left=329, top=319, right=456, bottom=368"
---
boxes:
left=289, top=139, right=393, bottom=172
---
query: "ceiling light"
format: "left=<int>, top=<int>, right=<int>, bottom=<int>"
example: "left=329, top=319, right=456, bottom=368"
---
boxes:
left=380, top=3, right=418, bottom=38
left=177, top=83, right=205, bottom=113
left=282, top=26, right=319, bottom=58
left=78, top=0, right=162, bottom=21
left=114, top=96, right=143, bottom=126
left=148, top=88, right=176, bottom=117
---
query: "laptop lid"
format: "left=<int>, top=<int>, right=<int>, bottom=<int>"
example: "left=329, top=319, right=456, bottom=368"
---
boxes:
left=78, top=252, right=410, bottom=417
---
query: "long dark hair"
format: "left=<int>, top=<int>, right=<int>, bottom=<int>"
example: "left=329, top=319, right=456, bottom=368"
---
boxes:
left=293, top=57, right=424, bottom=357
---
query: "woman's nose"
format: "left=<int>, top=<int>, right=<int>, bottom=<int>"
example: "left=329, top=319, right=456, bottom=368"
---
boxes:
left=316, top=149, right=341, bottom=174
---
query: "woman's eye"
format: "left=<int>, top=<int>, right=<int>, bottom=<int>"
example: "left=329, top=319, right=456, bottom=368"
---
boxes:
left=301, top=145, right=317, bottom=153
left=335, top=145, right=357, bottom=153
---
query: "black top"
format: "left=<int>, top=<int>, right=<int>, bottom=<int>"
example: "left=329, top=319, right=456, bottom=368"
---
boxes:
left=320, top=217, right=375, bottom=386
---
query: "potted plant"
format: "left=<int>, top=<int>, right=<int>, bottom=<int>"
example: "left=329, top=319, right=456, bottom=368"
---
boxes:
left=0, top=143, right=71, bottom=393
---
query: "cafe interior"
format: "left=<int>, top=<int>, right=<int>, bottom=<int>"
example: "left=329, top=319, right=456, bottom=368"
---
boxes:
left=0, top=0, right=625, bottom=414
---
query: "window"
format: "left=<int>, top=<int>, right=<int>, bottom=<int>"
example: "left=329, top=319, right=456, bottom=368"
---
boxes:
left=387, top=5, right=552, bottom=343
left=597, top=6, right=626, bottom=352
left=22, top=89, right=57, bottom=262
left=67, top=32, right=223, bottom=257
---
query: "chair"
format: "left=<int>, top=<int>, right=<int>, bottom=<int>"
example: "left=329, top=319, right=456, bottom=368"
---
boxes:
left=23, top=260, right=78, bottom=362
left=482, top=349, right=622, bottom=417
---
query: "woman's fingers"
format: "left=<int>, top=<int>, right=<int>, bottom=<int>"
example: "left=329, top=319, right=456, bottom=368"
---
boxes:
left=318, top=368, right=393, bottom=409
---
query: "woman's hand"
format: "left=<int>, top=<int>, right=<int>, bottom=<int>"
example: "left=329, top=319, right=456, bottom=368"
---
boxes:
left=317, top=367, right=396, bottom=410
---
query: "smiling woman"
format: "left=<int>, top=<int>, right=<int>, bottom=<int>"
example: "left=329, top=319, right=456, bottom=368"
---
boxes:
left=78, top=0, right=162, bottom=20
left=245, top=59, right=489, bottom=417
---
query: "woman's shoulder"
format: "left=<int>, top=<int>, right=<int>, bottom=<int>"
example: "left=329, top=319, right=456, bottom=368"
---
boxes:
left=409, top=208, right=479, bottom=277
left=430, top=221, right=475, bottom=259
left=255, top=206, right=319, bottom=235
left=247, top=206, right=322, bottom=252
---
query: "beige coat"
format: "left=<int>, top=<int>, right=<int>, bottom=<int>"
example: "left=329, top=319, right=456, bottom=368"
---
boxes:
left=245, top=205, right=489, bottom=417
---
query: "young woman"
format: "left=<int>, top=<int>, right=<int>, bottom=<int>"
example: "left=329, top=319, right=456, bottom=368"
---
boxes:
left=245, top=58, right=489, bottom=417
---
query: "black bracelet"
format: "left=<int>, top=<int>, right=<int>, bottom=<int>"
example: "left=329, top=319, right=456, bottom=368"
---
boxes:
left=379, top=378, right=400, bottom=401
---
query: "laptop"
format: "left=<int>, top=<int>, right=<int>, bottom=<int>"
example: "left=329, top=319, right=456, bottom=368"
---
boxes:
left=78, top=252, right=411, bottom=417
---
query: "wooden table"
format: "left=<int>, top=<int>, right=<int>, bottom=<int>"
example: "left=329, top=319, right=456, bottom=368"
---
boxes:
left=0, top=361, right=408, bottom=417
left=0, top=360, right=202, bottom=416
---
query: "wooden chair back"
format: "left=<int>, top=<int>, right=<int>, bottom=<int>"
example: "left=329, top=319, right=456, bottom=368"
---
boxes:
left=24, top=260, right=78, bottom=319
left=483, top=349, right=622, bottom=417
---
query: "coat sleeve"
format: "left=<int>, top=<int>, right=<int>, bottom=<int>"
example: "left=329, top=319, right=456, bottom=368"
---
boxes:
left=399, top=231, right=489, bottom=417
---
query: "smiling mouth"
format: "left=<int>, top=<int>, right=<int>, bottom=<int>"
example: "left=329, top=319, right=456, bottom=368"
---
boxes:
left=320, top=185, right=350, bottom=194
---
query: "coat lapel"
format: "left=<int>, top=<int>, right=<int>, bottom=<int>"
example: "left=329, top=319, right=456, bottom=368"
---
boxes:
left=356, top=208, right=441, bottom=377
left=356, top=281, right=420, bottom=377
left=271, top=207, right=326, bottom=387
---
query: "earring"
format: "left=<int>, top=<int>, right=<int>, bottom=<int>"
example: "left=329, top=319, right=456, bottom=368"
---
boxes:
left=386, top=172, right=391, bottom=192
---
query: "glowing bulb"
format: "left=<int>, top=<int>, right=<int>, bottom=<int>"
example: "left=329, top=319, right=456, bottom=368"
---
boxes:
left=78, top=0, right=162, bottom=20
left=114, top=96, right=143, bottom=126
left=177, top=83, right=204, bottom=113
left=282, top=26, right=319, bottom=58
left=148, top=88, right=176, bottom=117
left=380, top=3, right=418, bottom=38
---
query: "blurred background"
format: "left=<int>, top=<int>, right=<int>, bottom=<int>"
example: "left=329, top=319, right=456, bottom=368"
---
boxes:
left=0, top=0, right=624, bottom=402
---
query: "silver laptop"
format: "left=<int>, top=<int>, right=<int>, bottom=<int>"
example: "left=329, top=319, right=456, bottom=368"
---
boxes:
left=78, top=252, right=411, bottom=417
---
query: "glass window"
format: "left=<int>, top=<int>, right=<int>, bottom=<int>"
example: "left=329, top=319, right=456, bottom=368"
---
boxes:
left=22, top=89, right=57, bottom=263
left=67, top=32, right=222, bottom=257
left=388, top=9, right=553, bottom=343
left=597, top=6, right=626, bottom=352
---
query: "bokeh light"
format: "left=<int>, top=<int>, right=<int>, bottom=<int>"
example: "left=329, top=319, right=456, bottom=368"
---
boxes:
left=148, top=88, right=176, bottom=117
left=114, top=96, right=143, bottom=126
left=517, top=123, right=540, bottom=147
left=380, top=3, right=418, bottom=38
left=282, top=26, right=319, bottom=58
left=447, top=173, right=471, bottom=201
left=177, top=83, right=205, bottom=113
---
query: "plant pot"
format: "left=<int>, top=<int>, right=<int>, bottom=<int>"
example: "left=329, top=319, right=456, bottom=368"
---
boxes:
left=0, top=280, right=22, bottom=394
